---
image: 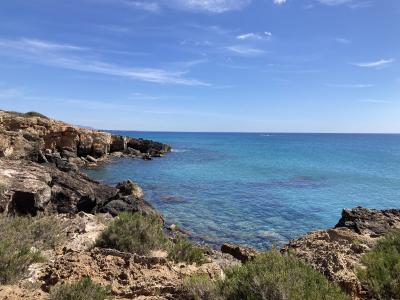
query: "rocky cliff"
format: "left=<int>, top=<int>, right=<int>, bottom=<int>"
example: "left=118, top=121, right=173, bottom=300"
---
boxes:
left=0, top=110, right=171, bottom=166
left=0, top=110, right=171, bottom=218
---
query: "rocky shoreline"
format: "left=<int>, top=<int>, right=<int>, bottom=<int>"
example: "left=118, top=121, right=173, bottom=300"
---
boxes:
left=0, top=110, right=399, bottom=299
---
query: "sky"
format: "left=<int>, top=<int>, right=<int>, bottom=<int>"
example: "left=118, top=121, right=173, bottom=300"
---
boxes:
left=0, top=0, right=399, bottom=133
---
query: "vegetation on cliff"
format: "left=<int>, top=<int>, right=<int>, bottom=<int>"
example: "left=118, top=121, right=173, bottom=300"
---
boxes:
left=168, top=234, right=206, bottom=265
left=95, top=212, right=166, bottom=256
left=95, top=212, right=206, bottom=264
left=186, top=249, right=350, bottom=300
left=6, top=110, right=49, bottom=119
left=0, top=215, right=64, bottom=284
left=49, top=277, right=111, bottom=300
left=358, top=230, right=400, bottom=299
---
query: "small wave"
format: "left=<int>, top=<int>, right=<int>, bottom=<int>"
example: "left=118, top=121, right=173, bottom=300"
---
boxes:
left=260, top=134, right=272, bottom=137
left=171, top=149, right=189, bottom=153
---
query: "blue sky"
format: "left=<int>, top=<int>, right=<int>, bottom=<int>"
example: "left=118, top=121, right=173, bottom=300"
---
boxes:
left=0, top=0, right=399, bottom=132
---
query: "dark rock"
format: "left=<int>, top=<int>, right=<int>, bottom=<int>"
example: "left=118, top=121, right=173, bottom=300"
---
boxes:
left=111, top=135, right=127, bottom=152
left=143, top=154, right=152, bottom=160
left=61, top=148, right=76, bottom=159
left=127, top=137, right=171, bottom=155
left=335, top=206, right=400, bottom=236
left=221, top=243, right=259, bottom=263
left=116, top=180, right=144, bottom=198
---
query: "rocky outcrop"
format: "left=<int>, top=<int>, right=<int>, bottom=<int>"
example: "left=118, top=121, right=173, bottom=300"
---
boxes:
left=0, top=213, right=238, bottom=300
left=283, top=207, right=400, bottom=299
left=221, top=243, right=259, bottom=263
left=0, top=110, right=171, bottom=164
left=0, top=159, right=158, bottom=217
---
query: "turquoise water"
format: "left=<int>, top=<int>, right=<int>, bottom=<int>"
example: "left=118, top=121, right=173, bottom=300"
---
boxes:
left=85, top=132, right=400, bottom=250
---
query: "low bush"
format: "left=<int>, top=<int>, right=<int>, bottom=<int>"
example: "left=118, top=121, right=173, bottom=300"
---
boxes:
left=49, top=277, right=111, bottom=300
left=185, top=274, right=222, bottom=300
left=24, top=111, right=49, bottom=119
left=186, top=249, right=349, bottom=300
left=168, top=235, right=206, bottom=265
left=357, top=230, right=400, bottom=299
left=0, top=216, right=64, bottom=284
left=95, top=212, right=166, bottom=256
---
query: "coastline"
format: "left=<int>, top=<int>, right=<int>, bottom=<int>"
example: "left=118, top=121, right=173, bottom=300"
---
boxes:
left=1, top=110, right=399, bottom=299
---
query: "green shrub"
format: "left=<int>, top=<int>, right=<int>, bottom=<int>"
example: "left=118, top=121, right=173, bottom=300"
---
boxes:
left=0, top=217, right=43, bottom=284
left=49, top=277, right=111, bottom=300
left=24, top=111, right=49, bottom=119
left=186, top=249, right=349, bottom=300
left=0, top=216, right=65, bottom=284
left=95, top=212, right=166, bottom=256
left=357, top=230, right=400, bottom=299
left=184, top=274, right=222, bottom=300
left=168, top=235, right=206, bottom=265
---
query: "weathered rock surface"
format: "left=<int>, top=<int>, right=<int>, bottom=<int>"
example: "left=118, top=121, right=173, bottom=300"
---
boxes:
left=0, top=213, right=238, bottom=300
left=0, top=110, right=171, bottom=163
left=0, top=159, right=158, bottom=217
left=283, top=207, right=400, bottom=299
left=221, top=243, right=259, bottom=263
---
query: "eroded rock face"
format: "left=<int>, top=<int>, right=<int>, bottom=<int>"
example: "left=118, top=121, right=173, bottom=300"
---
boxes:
left=283, top=207, right=400, bottom=299
left=0, top=159, right=158, bottom=217
left=0, top=110, right=171, bottom=162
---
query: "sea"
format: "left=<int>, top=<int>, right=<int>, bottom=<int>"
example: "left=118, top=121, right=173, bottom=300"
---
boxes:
left=84, top=132, right=400, bottom=250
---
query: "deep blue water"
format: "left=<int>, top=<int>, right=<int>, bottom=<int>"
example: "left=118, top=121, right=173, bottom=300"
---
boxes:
left=85, top=132, right=400, bottom=250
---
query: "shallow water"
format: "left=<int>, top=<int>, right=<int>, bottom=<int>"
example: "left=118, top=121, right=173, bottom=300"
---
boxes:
left=85, top=132, right=400, bottom=250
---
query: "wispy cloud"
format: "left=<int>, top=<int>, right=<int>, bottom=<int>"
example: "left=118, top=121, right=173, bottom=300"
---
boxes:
left=0, top=38, right=208, bottom=86
left=335, top=37, right=351, bottom=44
left=123, top=1, right=161, bottom=12
left=0, top=38, right=85, bottom=52
left=351, top=58, right=395, bottom=68
left=274, top=0, right=287, bottom=4
left=325, top=83, right=374, bottom=88
left=236, top=32, right=272, bottom=41
left=226, top=45, right=265, bottom=56
left=316, top=0, right=373, bottom=8
left=167, top=0, right=252, bottom=13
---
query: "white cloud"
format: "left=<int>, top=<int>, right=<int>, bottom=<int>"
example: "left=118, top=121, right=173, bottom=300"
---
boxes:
left=226, top=45, right=265, bottom=56
left=167, top=0, right=251, bottom=13
left=0, top=38, right=208, bottom=86
left=0, top=38, right=85, bottom=52
left=351, top=58, right=395, bottom=68
left=236, top=32, right=272, bottom=40
left=123, top=1, right=161, bottom=12
left=335, top=37, right=351, bottom=44
left=317, top=0, right=373, bottom=7
left=274, top=0, right=287, bottom=4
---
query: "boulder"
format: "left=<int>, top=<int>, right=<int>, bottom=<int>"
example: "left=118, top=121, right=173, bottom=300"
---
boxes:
left=221, top=243, right=259, bottom=263
left=116, top=180, right=144, bottom=198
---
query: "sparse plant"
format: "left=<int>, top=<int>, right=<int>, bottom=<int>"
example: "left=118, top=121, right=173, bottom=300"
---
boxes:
left=168, top=235, right=206, bottom=265
left=0, top=215, right=65, bottom=284
left=95, top=212, right=166, bottom=256
left=357, top=230, right=400, bottom=299
left=49, top=277, right=111, bottom=300
left=186, top=249, right=349, bottom=300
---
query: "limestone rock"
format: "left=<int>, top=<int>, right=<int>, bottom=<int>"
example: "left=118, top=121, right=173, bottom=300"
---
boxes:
left=283, top=207, right=400, bottom=299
